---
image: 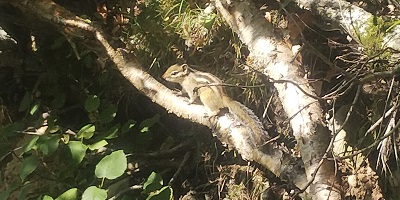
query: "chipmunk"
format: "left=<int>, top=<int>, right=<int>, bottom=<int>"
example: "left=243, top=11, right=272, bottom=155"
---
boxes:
left=162, top=63, right=266, bottom=136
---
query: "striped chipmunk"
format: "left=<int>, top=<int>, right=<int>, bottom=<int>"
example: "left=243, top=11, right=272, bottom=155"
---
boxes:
left=162, top=63, right=266, bottom=136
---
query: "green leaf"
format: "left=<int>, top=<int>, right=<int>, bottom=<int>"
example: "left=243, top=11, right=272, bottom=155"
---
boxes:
left=19, top=156, right=38, bottom=181
left=68, top=141, right=88, bottom=166
left=95, top=150, right=127, bottom=180
left=22, top=136, right=40, bottom=153
left=19, top=92, right=32, bottom=112
left=88, top=140, right=108, bottom=151
left=30, top=101, right=40, bottom=115
left=146, top=186, right=173, bottom=200
left=55, top=188, right=77, bottom=200
left=99, top=104, right=117, bottom=123
left=41, top=195, right=54, bottom=200
left=37, top=135, right=60, bottom=156
left=0, top=182, right=20, bottom=200
left=202, top=13, right=216, bottom=30
left=121, top=120, right=136, bottom=134
left=143, top=172, right=163, bottom=193
left=139, top=114, right=160, bottom=133
left=104, top=124, right=120, bottom=139
left=52, top=93, right=66, bottom=109
left=82, top=186, right=107, bottom=200
left=85, top=95, right=100, bottom=113
left=19, top=183, right=31, bottom=200
left=77, top=124, right=95, bottom=139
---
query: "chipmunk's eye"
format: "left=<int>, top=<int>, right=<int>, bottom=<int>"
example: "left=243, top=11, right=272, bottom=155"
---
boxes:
left=171, top=71, right=179, bottom=76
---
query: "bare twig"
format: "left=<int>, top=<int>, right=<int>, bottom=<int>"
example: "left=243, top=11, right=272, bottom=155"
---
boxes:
left=108, top=185, right=143, bottom=200
left=333, top=118, right=400, bottom=161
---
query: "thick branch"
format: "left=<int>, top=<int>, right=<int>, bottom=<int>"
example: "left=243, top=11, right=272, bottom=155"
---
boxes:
left=215, top=0, right=342, bottom=199
left=11, top=0, right=307, bottom=189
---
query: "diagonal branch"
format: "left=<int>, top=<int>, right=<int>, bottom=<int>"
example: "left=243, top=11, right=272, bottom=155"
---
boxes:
left=10, top=0, right=308, bottom=189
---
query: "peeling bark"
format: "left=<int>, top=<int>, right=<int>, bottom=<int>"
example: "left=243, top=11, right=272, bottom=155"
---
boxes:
left=10, top=0, right=308, bottom=191
left=214, top=0, right=342, bottom=199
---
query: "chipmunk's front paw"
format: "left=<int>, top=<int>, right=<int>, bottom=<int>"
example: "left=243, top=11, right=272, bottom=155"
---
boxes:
left=172, top=89, right=183, bottom=96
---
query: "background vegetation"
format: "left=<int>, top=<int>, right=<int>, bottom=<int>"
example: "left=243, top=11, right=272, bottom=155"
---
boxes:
left=0, top=0, right=399, bottom=199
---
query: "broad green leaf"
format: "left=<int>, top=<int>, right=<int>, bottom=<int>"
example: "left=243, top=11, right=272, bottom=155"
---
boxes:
left=146, top=186, right=173, bottom=200
left=99, top=104, right=117, bottom=123
left=37, top=135, right=60, bottom=156
left=77, top=124, right=95, bottom=139
left=104, top=124, right=120, bottom=139
left=55, top=188, right=77, bottom=200
left=41, top=195, right=54, bottom=200
left=85, top=95, right=100, bottom=113
left=52, top=93, right=66, bottom=109
left=19, top=92, right=32, bottom=112
left=82, top=186, right=107, bottom=200
left=88, top=140, right=108, bottom=151
left=121, top=120, right=136, bottom=134
left=95, top=150, right=127, bottom=180
left=0, top=182, right=20, bottom=200
left=22, top=136, right=39, bottom=153
left=19, top=183, right=31, bottom=200
left=30, top=101, right=40, bottom=115
left=143, top=172, right=163, bottom=193
left=68, top=141, right=87, bottom=166
left=19, top=156, right=38, bottom=181
left=139, top=114, right=160, bottom=133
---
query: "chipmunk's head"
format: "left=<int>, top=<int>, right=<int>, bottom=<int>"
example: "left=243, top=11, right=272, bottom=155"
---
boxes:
left=162, top=64, right=191, bottom=83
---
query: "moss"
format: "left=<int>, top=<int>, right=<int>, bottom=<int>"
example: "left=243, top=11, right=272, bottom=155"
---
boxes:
left=355, top=16, right=399, bottom=71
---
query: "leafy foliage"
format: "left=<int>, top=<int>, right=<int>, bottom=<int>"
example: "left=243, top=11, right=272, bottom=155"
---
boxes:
left=19, top=156, right=38, bottom=181
left=0, top=15, right=172, bottom=197
left=95, top=150, right=127, bottom=180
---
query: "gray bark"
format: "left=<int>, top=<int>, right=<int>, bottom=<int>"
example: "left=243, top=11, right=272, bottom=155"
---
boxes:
left=214, top=0, right=342, bottom=199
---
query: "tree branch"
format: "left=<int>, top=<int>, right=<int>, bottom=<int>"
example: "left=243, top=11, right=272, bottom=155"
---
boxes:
left=214, top=0, right=342, bottom=199
left=11, top=0, right=308, bottom=190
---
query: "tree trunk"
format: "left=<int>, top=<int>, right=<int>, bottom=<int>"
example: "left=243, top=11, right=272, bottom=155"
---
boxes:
left=10, top=0, right=308, bottom=191
left=215, top=0, right=342, bottom=199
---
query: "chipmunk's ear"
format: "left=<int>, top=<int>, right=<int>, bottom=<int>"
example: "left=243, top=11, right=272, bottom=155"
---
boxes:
left=181, top=64, right=189, bottom=74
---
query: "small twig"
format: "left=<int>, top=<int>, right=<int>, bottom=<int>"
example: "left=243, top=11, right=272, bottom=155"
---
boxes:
left=361, top=65, right=400, bottom=83
left=365, top=104, right=397, bottom=135
left=333, top=118, right=400, bottom=161
left=127, top=138, right=194, bottom=158
left=267, top=78, right=326, bottom=100
left=169, top=151, right=192, bottom=186
left=108, top=185, right=143, bottom=200
left=194, top=76, right=327, bottom=101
